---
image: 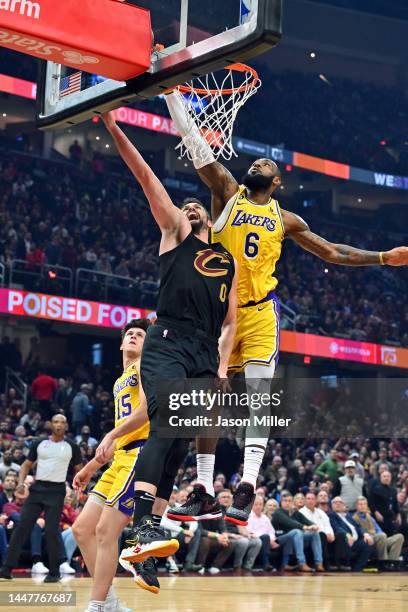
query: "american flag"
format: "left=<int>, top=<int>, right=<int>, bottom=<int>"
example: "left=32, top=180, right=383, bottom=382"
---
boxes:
left=59, top=72, right=82, bottom=98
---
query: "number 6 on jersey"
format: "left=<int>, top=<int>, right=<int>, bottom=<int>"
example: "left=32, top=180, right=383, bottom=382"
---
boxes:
left=244, top=232, right=260, bottom=259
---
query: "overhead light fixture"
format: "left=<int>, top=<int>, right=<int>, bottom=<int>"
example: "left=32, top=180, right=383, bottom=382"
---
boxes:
left=310, top=52, right=316, bottom=58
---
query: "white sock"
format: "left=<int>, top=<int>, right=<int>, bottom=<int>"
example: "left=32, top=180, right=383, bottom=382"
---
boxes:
left=242, top=442, right=267, bottom=489
left=87, top=601, right=105, bottom=612
left=196, top=454, right=215, bottom=497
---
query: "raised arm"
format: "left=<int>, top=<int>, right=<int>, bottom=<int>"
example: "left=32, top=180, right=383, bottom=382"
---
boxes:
left=103, top=112, right=189, bottom=239
left=165, top=93, right=238, bottom=220
left=282, top=210, right=408, bottom=266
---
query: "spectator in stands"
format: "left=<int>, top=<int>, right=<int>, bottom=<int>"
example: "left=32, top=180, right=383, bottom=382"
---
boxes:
left=196, top=513, right=234, bottom=575
left=0, top=451, right=21, bottom=480
left=0, top=474, right=16, bottom=512
left=329, top=497, right=374, bottom=571
left=349, top=452, right=365, bottom=479
left=69, top=140, right=83, bottom=165
left=19, top=408, right=41, bottom=435
left=3, top=483, right=49, bottom=574
left=352, top=496, right=404, bottom=569
left=220, top=490, right=262, bottom=572
left=75, top=426, right=98, bottom=449
left=57, top=377, right=74, bottom=410
left=294, top=493, right=305, bottom=510
left=333, top=460, right=365, bottom=512
left=299, top=492, right=338, bottom=569
left=372, top=449, right=393, bottom=477
left=59, top=488, right=79, bottom=574
left=272, top=492, right=323, bottom=572
left=368, top=471, right=401, bottom=536
left=264, top=498, right=279, bottom=520
left=160, top=489, right=200, bottom=573
left=71, top=385, right=93, bottom=435
left=314, top=449, right=340, bottom=484
left=31, top=370, right=57, bottom=421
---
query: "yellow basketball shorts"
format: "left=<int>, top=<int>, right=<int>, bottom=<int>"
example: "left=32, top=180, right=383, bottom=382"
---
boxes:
left=229, top=291, right=280, bottom=372
left=89, top=442, right=144, bottom=517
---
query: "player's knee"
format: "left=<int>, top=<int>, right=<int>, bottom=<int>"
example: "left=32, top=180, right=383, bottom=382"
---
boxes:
left=73, top=516, right=92, bottom=541
left=95, top=521, right=111, bottom=542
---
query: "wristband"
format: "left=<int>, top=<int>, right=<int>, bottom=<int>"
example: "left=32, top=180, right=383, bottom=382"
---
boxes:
left=379, top=251, right=385, bottom=265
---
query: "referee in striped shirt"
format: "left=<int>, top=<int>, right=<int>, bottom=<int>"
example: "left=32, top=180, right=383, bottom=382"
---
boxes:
left=0, top=414, right=82, bottom=582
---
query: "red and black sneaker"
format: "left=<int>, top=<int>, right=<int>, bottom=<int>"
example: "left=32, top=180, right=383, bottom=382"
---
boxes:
left=167, top=484, right=222, bottom=521
left=225, top=482, right=255, bottom=526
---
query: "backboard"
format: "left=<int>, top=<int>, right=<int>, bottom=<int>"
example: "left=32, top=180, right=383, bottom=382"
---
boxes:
left=36, top=0, right=282, bottom=129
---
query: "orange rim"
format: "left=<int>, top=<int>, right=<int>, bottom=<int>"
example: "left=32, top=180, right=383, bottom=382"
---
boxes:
left=173, top=63, right=260, bottom=96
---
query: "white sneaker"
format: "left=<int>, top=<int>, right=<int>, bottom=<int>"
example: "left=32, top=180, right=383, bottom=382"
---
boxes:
left=105, top=599, right=134, bottom=612
left=31, top=561, right=49, bottom=574
left=167, top=556, right=179, bottom=573
left=208, top=567, right=220, bottom=575
left=198, top=567, right=205, bottom=575
left=59, top=562, right=76, bottom=574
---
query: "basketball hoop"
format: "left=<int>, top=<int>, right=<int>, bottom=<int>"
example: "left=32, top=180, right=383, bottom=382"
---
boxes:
left=171, top=63, right=261, bottom=163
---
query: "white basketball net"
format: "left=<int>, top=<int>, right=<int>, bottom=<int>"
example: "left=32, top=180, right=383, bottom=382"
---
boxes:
left=173, top=64, right=261, bottom=163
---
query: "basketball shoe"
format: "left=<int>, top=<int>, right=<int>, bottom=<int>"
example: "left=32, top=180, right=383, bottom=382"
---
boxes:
left=167, top=484, right=222, bottom=521
left=225, top=482, right=255, bottom=526
left=120, top=516, right=179, bottom=563
left=119, top=554, right=160, bottom=595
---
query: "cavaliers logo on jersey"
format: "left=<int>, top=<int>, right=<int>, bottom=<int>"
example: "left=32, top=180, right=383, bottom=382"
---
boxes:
left=194, top=249, right=231, bottom=277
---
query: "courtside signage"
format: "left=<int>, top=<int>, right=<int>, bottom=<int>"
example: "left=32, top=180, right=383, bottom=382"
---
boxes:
left=0, top=288, right=153, bottom=328
left=1, top=288, right=407, bottom=369
left=0, top=0, right=40, bottom=20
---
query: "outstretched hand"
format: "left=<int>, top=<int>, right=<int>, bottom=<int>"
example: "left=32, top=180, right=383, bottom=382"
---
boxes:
left=384, top=246, right=408, bottom=266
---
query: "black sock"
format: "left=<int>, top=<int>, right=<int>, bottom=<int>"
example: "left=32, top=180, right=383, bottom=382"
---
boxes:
left=152, top=514, right=162, bottom=528
left=32, top=555, right=41, bottom=564
left=133, top=490, right=155, bottom=527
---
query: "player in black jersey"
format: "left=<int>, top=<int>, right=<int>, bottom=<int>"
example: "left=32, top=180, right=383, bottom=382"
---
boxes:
left=100, top=113, right=237, bottom=585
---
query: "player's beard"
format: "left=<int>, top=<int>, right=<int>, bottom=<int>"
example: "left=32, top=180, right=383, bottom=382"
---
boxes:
left=242, top=172, right=274, bottom=191
left=190, top=218, right=206, bottom=235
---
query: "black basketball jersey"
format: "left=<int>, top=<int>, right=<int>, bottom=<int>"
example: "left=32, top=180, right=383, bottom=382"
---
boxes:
left=156, top=232, right=235, bottom=339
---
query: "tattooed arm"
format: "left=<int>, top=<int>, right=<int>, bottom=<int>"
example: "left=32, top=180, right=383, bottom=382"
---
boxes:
left=281, top=210, right=408, bottom=266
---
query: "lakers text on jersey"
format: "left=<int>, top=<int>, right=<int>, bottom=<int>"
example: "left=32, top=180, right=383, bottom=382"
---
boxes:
left=212, top=186, right=283, bottom=371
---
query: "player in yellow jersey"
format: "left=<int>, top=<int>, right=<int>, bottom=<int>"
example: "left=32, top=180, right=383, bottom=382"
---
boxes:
left=166, top=91, right=408, bottom=525
left=73, top=318, right=151, bottom=612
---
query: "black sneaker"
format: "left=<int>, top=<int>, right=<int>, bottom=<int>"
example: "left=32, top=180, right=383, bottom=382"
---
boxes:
left=0, top=566, right=12, bottom=580
left=167, top=484, right=222, bottom=521
left=44, top=574, right=61, bottom=583
left=120, top=515, right=179, bottom=563
left=225, top=482, right=255, bottom=526
left=135, top=557, right=160, bottom=594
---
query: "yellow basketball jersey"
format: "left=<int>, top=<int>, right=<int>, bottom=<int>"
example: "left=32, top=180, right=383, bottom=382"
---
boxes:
left=212, top=185, right=284, bottom=306
left=113, top=361, right=149, bottom=450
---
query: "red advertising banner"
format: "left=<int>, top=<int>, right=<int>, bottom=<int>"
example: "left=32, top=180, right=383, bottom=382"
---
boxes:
left=0, top=73, right=36, bottom=98
left=0, top=288, right=153, bottom=329
left=112, top=107, right=178, bottom=136
left=1, top=289, right=408, bottom=369
left=0, top=0, right=151, bottom=81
